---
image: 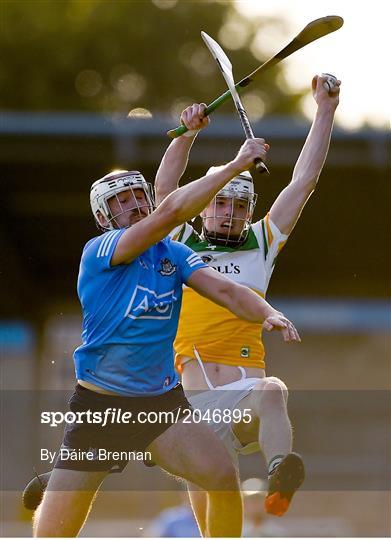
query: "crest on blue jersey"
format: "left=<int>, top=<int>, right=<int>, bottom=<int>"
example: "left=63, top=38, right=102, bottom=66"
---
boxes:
left=158, top=258, right=177, bottom=276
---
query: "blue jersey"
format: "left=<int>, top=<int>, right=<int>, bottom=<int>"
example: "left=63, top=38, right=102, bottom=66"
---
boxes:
left=74, top=229, right=206, bottom=396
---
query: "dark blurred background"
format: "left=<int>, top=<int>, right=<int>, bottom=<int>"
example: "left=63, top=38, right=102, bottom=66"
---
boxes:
left=1, top=1, right=390, bottom=537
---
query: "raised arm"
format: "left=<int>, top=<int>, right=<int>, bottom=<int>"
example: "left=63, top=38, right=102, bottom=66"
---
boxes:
left=112, top=138, right=267, bottom=265
left=187, top=266, right=300, bottom=342
left=155, top=103, right=209, bottom=205
left=269, top=75, right=340, bottom=235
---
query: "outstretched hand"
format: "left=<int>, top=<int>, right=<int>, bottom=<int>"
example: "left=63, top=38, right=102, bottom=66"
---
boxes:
left=263, top=313, right=301, bottom=343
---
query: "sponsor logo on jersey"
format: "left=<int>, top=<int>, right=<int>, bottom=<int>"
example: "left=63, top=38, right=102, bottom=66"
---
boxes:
left=240, top=346, right=250, bottom=358
left=124, top=286, right=176, bottom=320
left=211, top=262, right=241, bottom=275
left=158, top=258, right=177, bottom=276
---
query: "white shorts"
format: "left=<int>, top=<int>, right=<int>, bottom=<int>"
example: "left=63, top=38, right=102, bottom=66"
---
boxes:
left=186, top=377, right=262, bottom=466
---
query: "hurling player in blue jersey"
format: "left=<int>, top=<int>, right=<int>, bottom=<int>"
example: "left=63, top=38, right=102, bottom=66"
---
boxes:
left=31, top=138, right=301, bottom=538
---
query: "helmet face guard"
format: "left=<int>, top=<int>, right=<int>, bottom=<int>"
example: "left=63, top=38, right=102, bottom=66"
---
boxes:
left=90, top=170, right=155, bottom=230
left=202, top=170, right=258, bottom=246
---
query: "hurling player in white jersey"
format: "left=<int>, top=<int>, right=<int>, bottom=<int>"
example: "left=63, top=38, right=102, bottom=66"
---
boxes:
left=27, top=137, right=302, bottom=538
left=155, top=74, right=341, bottom=526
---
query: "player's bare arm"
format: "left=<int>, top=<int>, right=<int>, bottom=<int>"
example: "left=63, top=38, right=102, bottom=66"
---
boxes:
left=269, top=74, right=341, bottom=235
left=111, top=138, right=267, bottom=265
left=187, top=266, right=300, bottom=343
left=155, top=103, right=209, bottom=205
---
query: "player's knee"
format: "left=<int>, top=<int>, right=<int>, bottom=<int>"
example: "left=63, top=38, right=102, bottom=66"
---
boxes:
left=209, top=461, right=238, bottom=491
left=201, top=458, right=238, bottom=491
left=254, top=378, right=287, bottom=411
left=265, top=376, right=289, bottom=402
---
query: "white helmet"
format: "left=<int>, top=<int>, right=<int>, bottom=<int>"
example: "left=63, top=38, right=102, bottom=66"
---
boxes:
left=90, top=170, right=154, bottom=230
left=202, top=168, right=258, bottom=245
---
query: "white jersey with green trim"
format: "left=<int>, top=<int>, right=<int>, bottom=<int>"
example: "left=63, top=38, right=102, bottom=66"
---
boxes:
left=171, top=213, right=288, bottom=296
left=171, top=214, right=288, bottom=369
